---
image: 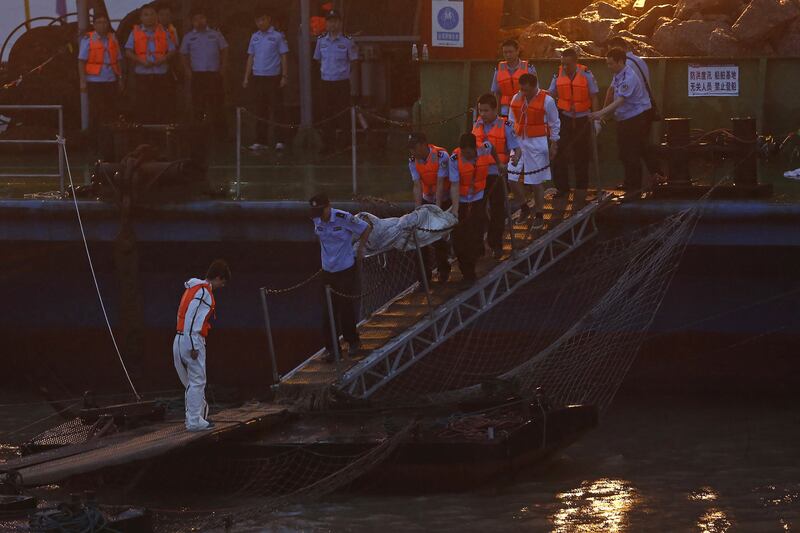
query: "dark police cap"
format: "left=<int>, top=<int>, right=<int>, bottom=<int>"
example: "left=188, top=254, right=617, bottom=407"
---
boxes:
left=407, top=132, right=427, bottom=148
left=309, top=193, right=330, bottom=216
left=325, top=9, right=341, bottom=20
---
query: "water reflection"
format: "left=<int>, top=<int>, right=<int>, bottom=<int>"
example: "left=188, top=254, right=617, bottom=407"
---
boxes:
left=551, top=478, right=638, bottom=532
left=689, top=487, right=719, bottom=502
left=697, top=508, right=731, bottom=532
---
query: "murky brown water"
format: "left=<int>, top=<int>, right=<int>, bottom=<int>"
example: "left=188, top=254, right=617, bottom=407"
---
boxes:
left=2, top=392, right=798, bottom=532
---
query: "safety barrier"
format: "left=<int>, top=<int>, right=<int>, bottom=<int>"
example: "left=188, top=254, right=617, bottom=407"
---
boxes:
left=0, top=105, right=65, bottom=192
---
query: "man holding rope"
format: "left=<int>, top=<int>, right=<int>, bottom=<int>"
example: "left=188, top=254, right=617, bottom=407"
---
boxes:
left=507, top=74, right=560, bottom=229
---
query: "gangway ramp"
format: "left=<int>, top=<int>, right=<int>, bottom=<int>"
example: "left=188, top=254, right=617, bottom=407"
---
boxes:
left=279, top=192, right=613, bottom=399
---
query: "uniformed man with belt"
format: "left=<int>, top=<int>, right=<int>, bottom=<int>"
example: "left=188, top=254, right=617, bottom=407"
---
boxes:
left=243, top=10, right=289, bottom=151
left=548, top=47, right=599, bottom=198
left=181, top=8, right=228, bottom=132
left=590, top=48, right=653, bottom=198
left=313, top=9, right=358, bottom=153
left=77, top=13, right=122, bottom=158
left=491, top=39, right=537, bottom=118
left=124, top=4, right=176, bottom=124
left=408, top=132, right=453, bottom=284
left=472, top=93, right=521, bottom=260
left=449, top=133, right=504, bottom=283
left=310, top=193, right=372, bottom=361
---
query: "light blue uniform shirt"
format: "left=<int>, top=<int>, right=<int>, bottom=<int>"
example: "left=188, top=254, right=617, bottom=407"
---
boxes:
left=247, top=27, right=288, bottom=77
left=314, top=208, right=369, bottom=273
left=611, top=64, right=652, bottom=121
left=547, top=68, right=600, bottom=118
left=124, top=26, right=176, bottom=75
left=313, top=33, right=358, bottom=81
left=78, top=33, right=122, bottom=83
left=472, top=118, right=519, bottom=175
left=409, top=147, right=450, bottom=202
left=180, top=28, right=228, bottom=72
left=627, top=51, right=650, bottom=85
left=449, top=141, right=494, bottom=203
left=491, top=61, right=537, bottom=116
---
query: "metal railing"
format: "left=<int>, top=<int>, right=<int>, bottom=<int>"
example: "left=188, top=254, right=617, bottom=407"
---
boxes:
left=0, top=105, right=65, bottom=192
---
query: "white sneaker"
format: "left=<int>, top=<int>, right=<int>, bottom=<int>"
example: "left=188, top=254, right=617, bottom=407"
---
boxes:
left=783, top=168, right=800, bottom=179
left=248, top=143, right=266, bottom=151
left=275, top=142, right=286, bottom=151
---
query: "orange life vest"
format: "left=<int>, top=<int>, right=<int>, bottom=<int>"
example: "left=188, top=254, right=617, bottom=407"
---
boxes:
left=510, top=90, right=550, bottom=139
left=555, top=64, right=591, bottom=114
left=453, top=147, right=492, bottom=199
left=414, top=144, right=450, bottom=198
left=132, top=24, right=169, bottom=63
left=496, top=60, right=529, bottom=107
left=176, top=283, right=216, bottom=337
left=472, top=119, right=509, bottom=164
left=85, top=31, right=121, bottom=76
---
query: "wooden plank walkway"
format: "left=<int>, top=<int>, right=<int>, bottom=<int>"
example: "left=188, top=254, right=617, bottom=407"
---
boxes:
left=280, top=191, right=608, bottom=394
left=5, top=404, right=289, bottom=487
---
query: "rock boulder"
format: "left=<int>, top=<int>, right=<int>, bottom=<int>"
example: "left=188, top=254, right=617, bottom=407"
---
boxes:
left=629, top=4, right=677, bottom=36
left=651, top=19, right=729, bottom=55
left=731, top=0, right=800, bottom=44
left=518, top=31, right=580, bottom=59
left=773, top=17, right=800, bottom=56
left=706, top=27, right=747, bottom=56
left=675, top=0, right=748, bottom=21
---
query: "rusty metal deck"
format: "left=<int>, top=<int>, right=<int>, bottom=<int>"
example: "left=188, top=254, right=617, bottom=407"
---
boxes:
left=4, top=404, right=288, bottom=487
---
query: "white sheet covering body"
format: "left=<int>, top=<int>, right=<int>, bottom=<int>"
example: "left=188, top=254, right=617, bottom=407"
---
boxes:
left=355, top=204, right=458, bottom=255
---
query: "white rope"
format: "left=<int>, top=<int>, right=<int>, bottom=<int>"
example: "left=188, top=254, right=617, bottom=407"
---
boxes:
left=58, top=136, right=141, bottom=400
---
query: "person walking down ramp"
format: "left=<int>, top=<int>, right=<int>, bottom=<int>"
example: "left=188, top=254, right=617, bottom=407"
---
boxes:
left=173, top=260, right=230, bottom=432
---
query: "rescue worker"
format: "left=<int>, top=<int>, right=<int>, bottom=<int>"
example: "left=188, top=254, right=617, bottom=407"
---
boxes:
left=491, top=39, right=537, bottom=118
left=157, top=3, right=180, bottom=48
left=77, top=13, right=122, bottom=158
left=313, top=9, right=358, bottom=153
left=408, top=132, right=452, bottom=284
left=448, top=133, right=504, bottom=283
left=547, top=48, right=599, bottom=198
left=173, top=259, right=230, bottom=432
left=310, top=193, right=372, bottom=361
left=590, top=48, right=653, bottom=198
left=472, top=93, right=521, bottom=260
left=507, top=73, right=560, bottom=229
left=243, top=10, right=289, bottom=151
left=124, top=4, right=176, bottom=124
left=180, top=9, right=228, bottom=132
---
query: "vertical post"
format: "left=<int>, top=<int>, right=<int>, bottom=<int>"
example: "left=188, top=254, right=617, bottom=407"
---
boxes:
left=351, top=105, right=357, bottom=195
left=590, top=122, right=601, bottom=194
left=235, top=107, right=242, bottom=200
left=58, top=106, right=65, bottom=193
left=412, top=231, right=434, bottom=316
left=299, top=0, right=313, bottom=128
left=500, top=174, right=515, bottom=256
left=324, top=285, right=342, bottom=375
left=77, top=0, right=90, bottom=131
left=259, top=288, right=280, bottom=386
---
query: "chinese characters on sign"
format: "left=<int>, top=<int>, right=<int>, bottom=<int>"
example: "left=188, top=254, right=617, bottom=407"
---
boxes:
left=432, top=0, right=463, bottom=48
left=688, top=64, right=740, bottom=97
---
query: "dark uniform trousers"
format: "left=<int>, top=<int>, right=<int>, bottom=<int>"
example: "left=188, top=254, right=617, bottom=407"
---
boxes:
left=191, top=71, right=225, bottom=132
left=617, top=110, right=651, bottom=191
left=320, top=79, right=351, bottom=149
left=485, top=174, right=507, bottom=253
left=251, top=75, right=286, bottom=145
left=418, top=198, right=453, bottom=284
left=86, top=81, right=118, bottom=158
left=320, top=265, right=360, bottom=354
left=553, top=113, right=592, bottom=191
left=453, top=197, right=487, bottom=280
left=135, top=73, right=172, bottom=124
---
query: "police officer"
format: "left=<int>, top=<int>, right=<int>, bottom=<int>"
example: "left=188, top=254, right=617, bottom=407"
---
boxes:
left=313, top=9, right=358, bottom=152
left=408, top=132, right=453, bottom=284
left=590, top=48, right=653, bottom=197
left=181, top=9, right=228, bottom=132
left=449, top=133, right=504, bottom=283
left=491, top=39, right=537, bottom=118
left=310, top=193, right=372, bottom=361
left=243, top=10, right=289, bottom=151
left=77, top=13, right=122, bottom=158
left=124, top=4, right=176, bottom=124
left=548, top=48, right=599, bottom=197
left=472, top=93, right=521, bottom=260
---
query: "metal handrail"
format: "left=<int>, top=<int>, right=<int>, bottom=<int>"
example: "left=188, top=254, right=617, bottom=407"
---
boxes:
left=0, top=105, right=65, bottom=192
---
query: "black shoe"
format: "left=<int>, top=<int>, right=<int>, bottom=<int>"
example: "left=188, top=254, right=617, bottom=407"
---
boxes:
left=532, top=213, right=545, bottom=229
left=347, top=341, right=361, bottom=358
left=519, top=204, right=531, bottom=218
left=437, top=268, right=451, bottom=284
